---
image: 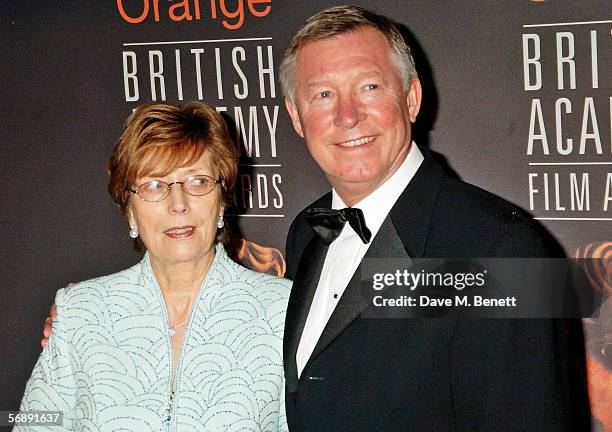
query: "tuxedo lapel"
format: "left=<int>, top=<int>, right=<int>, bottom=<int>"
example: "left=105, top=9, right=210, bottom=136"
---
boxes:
left=303, top=216, right=412, bottom=373
left=390, top=149, right=445, bottom=258
left=283, top=234, right=328, bottom=393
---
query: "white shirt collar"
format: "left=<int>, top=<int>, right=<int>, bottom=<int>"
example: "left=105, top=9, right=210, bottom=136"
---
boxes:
left=331, top=141, right=424, bottom=238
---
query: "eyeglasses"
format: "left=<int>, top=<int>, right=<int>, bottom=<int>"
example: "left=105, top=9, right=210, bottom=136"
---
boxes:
left=128, top=175, right=221, bottom=202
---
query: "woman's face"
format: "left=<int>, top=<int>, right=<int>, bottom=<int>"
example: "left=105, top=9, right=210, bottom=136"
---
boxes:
left=128, top=150, right=224, bottom=268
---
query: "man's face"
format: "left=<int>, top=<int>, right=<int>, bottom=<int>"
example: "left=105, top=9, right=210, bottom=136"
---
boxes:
left=285, top=27, right=421, bottom=205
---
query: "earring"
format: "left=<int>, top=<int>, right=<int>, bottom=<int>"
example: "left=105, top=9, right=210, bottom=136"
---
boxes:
left=129, top=225, right=139, bottom=239
left=217, top=216, right=224, bottom=229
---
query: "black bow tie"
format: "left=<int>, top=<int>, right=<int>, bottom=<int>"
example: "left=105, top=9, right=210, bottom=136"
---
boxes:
left=305, top=207, right=372, bottom=245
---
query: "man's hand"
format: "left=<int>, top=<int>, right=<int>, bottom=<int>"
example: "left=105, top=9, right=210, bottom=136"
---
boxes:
left=41, top=304, right=57, bottom=348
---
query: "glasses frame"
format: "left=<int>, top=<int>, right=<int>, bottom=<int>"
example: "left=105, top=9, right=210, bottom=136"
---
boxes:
left=128, top=174, right=222, bottom=202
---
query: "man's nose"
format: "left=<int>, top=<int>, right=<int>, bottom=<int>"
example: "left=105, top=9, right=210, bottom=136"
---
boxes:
left=167, top=183, right=189, bottom=213
left=333, top=94, right=365, bottom=129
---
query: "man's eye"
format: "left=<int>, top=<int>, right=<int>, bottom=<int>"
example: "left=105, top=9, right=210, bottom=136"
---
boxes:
left=365, top=84, right=379, bottom=91
left=319, top=90, right=331, bottom=98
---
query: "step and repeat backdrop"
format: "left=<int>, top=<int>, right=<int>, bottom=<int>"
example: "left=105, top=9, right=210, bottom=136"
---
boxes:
left=2, top=1, right=610, bottom=429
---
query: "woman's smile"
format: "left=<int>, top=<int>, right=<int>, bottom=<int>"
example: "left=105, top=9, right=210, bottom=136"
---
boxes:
left=163, top=225, right=196, bottom=239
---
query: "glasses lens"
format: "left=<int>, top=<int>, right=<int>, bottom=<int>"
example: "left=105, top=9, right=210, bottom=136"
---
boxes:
left=138, top=180, right=169, bottom=202
left=184, top=175, right=216, bottom=196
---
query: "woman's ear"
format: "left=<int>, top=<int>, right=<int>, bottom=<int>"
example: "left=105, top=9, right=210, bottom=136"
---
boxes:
left=127, top=205, right=136, bottom=228
left=219, top=199, right=225, bottom=217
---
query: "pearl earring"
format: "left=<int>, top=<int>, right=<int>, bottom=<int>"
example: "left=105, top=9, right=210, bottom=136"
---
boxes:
left=129, top=225, right=139, bottom=239
left=217, top=216, right=224, bottom=229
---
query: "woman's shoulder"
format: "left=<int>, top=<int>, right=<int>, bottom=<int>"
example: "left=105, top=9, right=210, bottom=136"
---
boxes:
left=218, top=263, right=292, bottom=298
left=55, top=259, right=146, bottom=309
left=234, top=264, right=292, bottom=289
left=216, top=253, right=292, bottom=293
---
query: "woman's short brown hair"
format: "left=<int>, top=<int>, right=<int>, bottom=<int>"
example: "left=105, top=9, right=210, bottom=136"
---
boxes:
left=108, top=101, right=238, bottom=243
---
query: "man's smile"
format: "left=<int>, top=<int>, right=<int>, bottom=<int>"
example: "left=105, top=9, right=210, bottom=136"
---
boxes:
left=336, top=136, right=376, bottom=148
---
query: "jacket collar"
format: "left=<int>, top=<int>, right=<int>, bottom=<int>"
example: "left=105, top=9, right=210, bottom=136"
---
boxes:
left=390, top=148, right=445, bottom=259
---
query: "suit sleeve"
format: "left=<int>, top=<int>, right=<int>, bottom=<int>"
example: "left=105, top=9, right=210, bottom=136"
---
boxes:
left=451, top=220, right=589, bottom=431
left=17, top=288, right=77, bottom=431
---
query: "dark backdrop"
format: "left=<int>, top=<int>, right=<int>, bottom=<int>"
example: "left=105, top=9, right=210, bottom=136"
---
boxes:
left=2, top=1, right=610, bottom=428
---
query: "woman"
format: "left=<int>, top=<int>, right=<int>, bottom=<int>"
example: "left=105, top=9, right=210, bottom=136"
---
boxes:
left=18, top=102, right=290, bottom=431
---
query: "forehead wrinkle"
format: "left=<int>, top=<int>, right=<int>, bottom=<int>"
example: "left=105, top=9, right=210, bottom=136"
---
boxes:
left=142, top=166, right=211, bottom=181
left=304, top=70, right=384, bottom=89
left=355, top=70, right=384, bottom=81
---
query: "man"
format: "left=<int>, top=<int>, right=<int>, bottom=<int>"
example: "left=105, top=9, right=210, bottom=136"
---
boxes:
left=277, top=5, right=587, bottom=431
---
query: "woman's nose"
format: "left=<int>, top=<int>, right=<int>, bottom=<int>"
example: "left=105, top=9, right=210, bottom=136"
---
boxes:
left=167, top=183, right=189, bottom=213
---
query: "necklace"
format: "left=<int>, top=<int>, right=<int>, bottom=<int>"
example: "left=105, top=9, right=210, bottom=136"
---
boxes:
left=169, top=317, right=189, bottom=336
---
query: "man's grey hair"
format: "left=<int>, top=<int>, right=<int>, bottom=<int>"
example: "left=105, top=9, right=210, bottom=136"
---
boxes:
left=279, top=5, right=418, bottom=102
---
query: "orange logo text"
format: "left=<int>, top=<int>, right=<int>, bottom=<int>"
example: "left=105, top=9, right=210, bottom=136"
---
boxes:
left=117, top=0, right=272, bottom=30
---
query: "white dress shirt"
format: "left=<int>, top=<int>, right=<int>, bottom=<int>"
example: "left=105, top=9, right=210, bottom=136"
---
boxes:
left=296, top=142, right=424, bottom=377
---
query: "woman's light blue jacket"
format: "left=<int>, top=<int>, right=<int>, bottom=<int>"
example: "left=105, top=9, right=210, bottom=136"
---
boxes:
left=19, top=244, right=290, bottom=432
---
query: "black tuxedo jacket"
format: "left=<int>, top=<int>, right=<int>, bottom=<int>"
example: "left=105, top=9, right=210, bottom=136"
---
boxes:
left=283, top=149, right=589, bottom=431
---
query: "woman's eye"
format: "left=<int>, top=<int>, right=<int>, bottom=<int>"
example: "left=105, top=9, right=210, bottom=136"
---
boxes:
left=146, top=181, right=163, bottom=191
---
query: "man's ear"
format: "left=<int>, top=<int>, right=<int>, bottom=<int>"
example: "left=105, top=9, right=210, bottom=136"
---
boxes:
left=284, top=96, right=305, bottom=138
left=406, top=79, right=422, bottom=123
